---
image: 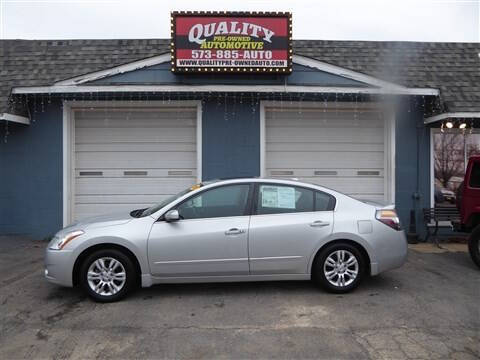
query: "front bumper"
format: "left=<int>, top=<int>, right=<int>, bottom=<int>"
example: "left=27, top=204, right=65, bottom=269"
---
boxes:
left=44, top=248, right=75, bottom=287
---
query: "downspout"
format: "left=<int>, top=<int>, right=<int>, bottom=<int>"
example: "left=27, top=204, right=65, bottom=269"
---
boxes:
left=414, top=99, right=429, bottom=242
left=407, top=98, right=422, bottom=243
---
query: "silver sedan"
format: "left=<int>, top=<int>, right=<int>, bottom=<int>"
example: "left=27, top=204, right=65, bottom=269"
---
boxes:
left=45, top=178, right=407, bottom=302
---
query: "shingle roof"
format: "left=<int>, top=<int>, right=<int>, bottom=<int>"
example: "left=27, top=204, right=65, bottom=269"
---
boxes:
left=1, top=39, right=479, bottom=115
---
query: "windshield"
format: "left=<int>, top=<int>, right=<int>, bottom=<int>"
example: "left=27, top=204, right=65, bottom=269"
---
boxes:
left=140, top=186, right=196, bottom=217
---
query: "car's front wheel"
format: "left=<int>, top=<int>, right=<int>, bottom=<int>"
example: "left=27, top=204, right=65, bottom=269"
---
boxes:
left=80, top=249, right=136, bottom=302
left=312, top=242, right=365, bottom=293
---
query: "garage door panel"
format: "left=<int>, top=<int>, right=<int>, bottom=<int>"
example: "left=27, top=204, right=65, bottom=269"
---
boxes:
left=75, top=142, right=196, bottom=152
left=73, top=107, right=197, bottom=221
left=76, top=109, right=196, bottom=125
left=267, top=168, right=384, bottom=178
left=265, top=116, right=383, bottom=128
left=75, top=204, right=156, bottom=220
left=272, top=176, right=384, bottom=194
left=76, top=108, right=195, bottom=118
left=266, top=109, right=381, bottom=120
left=75, top=117, right=196, bottom=128
left=75, top=151, right=196, bottom=169
left=75, top=177, right=195, bottom=195
left=75, top=169, right=197, bottom=178
left=266, top=127, right=384, bottom=143
left=266, top=142, right=384, bottom=152
left=266, top=151, right=384, bottom=169
left=265, top=107, right=386, bottom=201
left=76, top=194, right=173, bottom=205
left=75, top=127, right=196, bottom=143
left=350, top=194, right=385, bottom=202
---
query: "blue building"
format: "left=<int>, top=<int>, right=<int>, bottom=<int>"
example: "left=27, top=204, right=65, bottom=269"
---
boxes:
left=1, top=39, right=479, bottom=239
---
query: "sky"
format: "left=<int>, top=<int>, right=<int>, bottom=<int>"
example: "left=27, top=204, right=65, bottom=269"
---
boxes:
left=0, top=0, right=479, bottom=42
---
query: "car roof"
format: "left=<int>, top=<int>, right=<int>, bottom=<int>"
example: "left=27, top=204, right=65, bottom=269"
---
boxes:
left=201, top=177, right=339, bottom=194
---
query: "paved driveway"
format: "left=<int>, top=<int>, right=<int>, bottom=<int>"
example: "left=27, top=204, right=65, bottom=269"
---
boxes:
left=0, top=236, right=478, bottom=359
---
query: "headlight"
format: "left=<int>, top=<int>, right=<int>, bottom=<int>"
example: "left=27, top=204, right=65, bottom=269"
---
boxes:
left=49, top=230, right=84, bottom=250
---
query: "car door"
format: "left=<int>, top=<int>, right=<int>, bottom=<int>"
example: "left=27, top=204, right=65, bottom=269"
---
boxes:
left=147, top=183, right=253, bottom=277
left=248, top=183, right=334, bottom=274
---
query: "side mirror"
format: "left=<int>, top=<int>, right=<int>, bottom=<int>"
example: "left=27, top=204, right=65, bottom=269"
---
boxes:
left=164, top=209, right=180, bottom=222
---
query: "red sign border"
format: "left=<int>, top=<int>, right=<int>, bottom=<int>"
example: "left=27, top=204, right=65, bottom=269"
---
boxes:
left=170, top=11, right=293, bottom=74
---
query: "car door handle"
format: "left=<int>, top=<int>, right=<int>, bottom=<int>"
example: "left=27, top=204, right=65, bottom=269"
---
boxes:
left=310, top=221, right=330, bottom=227
left=225, top=228, right=246, bottom=235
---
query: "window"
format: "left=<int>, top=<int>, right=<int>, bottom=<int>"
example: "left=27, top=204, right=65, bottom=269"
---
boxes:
left=469, top=163, right=480, bottom=188
left=256, top=184, right=314, bottom=215
left=176, top=184, right=250, bottom=220
left=315, top=191, right=336, bottom=211
left=433, top=131, right=480, bottom=206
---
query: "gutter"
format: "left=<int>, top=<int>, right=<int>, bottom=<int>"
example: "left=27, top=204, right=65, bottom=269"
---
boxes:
left=11, top=84, right=440, bottom=96
left=0, top=113, right=30, bottom=125
left=424, top=112, right=480, bottom=124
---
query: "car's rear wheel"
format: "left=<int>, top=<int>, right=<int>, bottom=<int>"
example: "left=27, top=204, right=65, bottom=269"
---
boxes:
left=79, top=249, right=136, bottom=302
left=312, top=242, right=365, bottom=293
left=468, top=227, right=480, bottom=269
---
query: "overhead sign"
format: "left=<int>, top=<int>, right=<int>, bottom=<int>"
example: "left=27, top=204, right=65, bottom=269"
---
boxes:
left=170, top=11, right=292, bottom=74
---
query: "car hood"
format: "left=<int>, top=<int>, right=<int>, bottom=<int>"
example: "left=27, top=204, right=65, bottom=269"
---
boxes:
left=61, top=211, right=133, bottom=234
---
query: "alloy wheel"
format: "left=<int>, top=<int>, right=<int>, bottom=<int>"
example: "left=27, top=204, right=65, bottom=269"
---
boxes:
left=87, top=257, right=127, bottom=296
left=323, top=250, right=359, bottom=287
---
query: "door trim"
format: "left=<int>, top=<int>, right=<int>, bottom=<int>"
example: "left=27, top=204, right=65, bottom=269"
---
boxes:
left=250, top=256, right=303, bottom=261
left=62, top=100, right=202, bottom=226
left=148, top=273, right=311, bottom=285
left=154, top=258, right=248, bottom=265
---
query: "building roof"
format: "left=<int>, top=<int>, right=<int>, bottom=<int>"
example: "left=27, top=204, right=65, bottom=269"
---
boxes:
left=1, top=39, right=479, bottom=115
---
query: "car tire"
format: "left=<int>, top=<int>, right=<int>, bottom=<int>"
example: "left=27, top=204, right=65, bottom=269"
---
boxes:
left=468, top=227, right=480, bottom=269
left=79, top=249, right=136, bottom=302
left=312, top=242, right=365, bottom=293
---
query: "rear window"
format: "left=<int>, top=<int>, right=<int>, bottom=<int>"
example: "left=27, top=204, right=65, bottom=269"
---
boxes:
left=315, top=191, right=336, bottom=211
left=469, top=163, right=480, bottom=188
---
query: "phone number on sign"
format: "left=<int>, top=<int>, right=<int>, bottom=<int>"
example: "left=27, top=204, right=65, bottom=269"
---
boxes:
left=191, top=50, right=274, bottom=60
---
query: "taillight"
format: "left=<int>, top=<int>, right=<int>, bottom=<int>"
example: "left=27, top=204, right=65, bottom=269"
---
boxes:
left=376, top=209, right=402, bottom=231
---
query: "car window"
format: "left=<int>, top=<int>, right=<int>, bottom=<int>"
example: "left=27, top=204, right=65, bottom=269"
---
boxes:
left=470, top=163, right=480, bottom=188
left=256, top=184, right=314, bottom=215
left=315, top=191, right=336, bottom=211
left=176, top=184, right=250, bottom=220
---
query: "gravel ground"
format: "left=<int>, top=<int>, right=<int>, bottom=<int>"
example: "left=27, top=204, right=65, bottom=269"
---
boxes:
left=0, top=236, right=478, bottom=359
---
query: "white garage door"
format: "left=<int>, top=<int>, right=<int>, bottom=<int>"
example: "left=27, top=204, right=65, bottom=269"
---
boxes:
left=265, top=107, right=388, bottom=202
left=74, top=107, right=198, bottom=220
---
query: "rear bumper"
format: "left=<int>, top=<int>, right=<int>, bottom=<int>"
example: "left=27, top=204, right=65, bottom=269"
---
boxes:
left=371, top=230, right=408, bottom=276
left=44, top=248, right=75, bottom=287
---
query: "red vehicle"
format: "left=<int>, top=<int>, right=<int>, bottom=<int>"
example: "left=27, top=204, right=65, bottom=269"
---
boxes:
left=456, top=155, right=480, bottom=268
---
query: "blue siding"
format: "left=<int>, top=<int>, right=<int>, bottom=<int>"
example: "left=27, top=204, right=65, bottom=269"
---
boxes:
left=0, top=95, right=262, bottom=238
left=202, top=98, right=260, bottom=180
left=0, top=95, right=433, bottom=240
left=0, top=101, right=63, bottom=239
left=395, top=98, right=431, bottom=239
left=90, top=63, right=369, bottom=87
